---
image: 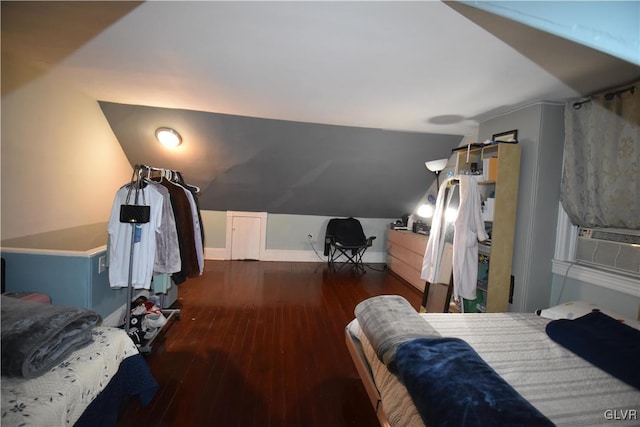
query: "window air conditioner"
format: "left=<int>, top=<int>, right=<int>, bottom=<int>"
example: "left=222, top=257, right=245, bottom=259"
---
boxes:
left=576, top=227, right=640, bottom=277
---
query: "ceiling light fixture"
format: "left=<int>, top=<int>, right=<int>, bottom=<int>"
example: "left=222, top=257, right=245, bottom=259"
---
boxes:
left=155, top=127, right=182, bottom=148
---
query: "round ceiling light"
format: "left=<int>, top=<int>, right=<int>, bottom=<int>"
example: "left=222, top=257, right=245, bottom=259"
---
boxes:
left=155, top=127, right=182, bottom=148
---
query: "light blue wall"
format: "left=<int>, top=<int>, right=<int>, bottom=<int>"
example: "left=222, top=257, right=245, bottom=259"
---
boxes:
left=266, top=213, right=394, bottom=252
left=200, top=210, right=396, bottom=256
left=462, top=1, right=640, bottom=65
left=1, top=250, right=128, bottom=319
left=200, top=210, right=227, bottom=248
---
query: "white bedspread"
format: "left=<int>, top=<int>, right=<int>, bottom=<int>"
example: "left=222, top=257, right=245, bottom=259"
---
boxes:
left=348, top=313, right=640, bottom=427
left=1, top=326, right=139, bottom=427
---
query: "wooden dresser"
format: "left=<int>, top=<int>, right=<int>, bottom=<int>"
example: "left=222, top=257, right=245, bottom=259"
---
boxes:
left=386, top=229, right=428, bottom=292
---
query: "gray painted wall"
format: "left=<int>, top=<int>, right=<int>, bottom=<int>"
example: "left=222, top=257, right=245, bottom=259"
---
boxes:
left=479, top=103, right=638, bottom=318
left=99, top=102, right=461, bottom=219
left=478, top=102, right=565, bottom=312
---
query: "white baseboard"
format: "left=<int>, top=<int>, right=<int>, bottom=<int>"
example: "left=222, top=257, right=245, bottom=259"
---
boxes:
left=261, top=249, right=326, bottom=262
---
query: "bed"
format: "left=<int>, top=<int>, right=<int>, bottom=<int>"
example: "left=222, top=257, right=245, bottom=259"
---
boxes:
left=1, top=295, right=158, bottom=427
left=346, top=295, right=640, bottom=427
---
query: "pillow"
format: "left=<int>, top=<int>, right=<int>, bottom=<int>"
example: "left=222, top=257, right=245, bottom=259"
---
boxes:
left=538, top=301, right=640, bottom=330
left=546, top=311, right=640, bottom=390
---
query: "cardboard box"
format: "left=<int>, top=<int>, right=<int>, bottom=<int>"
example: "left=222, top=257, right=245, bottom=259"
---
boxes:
left=482, top=157, right=499, bottom=181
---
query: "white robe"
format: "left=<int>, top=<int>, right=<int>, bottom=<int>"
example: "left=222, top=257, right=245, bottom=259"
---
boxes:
left=421, top=177, right=455, bottom=282
left=452, top=175, right=488, bottom=300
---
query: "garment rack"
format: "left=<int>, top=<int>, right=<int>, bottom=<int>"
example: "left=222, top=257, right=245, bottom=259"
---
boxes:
left=122, top=163, right=181, bottom=353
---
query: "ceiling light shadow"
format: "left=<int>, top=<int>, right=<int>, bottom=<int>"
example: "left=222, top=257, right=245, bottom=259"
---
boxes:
left=427, top=115, right=466, bottom=125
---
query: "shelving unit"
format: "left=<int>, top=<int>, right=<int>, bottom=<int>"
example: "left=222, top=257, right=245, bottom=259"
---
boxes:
left=451, top=142, right=521, bottom=313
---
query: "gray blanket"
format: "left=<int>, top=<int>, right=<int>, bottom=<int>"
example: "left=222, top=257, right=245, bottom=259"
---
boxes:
left=1, top=296, right=102, bottom=379
left=354, top=295, right=440, bottom=373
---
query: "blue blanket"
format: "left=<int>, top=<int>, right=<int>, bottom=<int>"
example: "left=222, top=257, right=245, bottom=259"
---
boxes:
left=395, top=337, right=554, bottom=427
left=546, top=310, right=640, bottom=390
left=75, top=354, right=158, bottom=427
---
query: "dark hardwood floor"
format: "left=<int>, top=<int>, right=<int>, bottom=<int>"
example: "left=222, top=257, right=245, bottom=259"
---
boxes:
left=117, top=260, right=422, bottom=427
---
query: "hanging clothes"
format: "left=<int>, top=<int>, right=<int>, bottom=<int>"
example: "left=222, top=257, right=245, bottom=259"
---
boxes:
left=145, top=180, right=181, bottom=275
left=173, top=180, right=204, bottom=275
left=421, top=177, right=455, bottom=283
left=174, top=171, right=205, bottom=247
left=152, top=273, right=173, bottom=294
left=452, top=175, right=488, bottom=301
left=108, top=184, right=165, bottom=289
left=152, top=177, right=200, bottom=284
left=110, top=165, right=200, bottom=344
left=108, top=165, right=203, bottom=291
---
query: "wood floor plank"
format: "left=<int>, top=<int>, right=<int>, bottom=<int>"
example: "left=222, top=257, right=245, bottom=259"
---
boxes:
left=117, top=260, right=421, bottom=427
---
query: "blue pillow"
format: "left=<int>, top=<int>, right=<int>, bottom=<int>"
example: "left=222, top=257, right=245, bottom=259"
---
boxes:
left=546, top=311, right=640, bottom=390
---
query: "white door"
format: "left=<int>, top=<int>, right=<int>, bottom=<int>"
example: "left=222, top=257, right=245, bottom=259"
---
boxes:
left=231, top=215, right=262, bottom=260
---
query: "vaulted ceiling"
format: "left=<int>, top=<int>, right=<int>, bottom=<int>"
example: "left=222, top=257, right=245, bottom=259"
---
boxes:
left=3, top=1, right=639, bottom=217
left=4, top=1, right=639, bottom=135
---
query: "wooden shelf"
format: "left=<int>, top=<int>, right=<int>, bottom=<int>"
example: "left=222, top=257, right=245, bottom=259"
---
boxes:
left=453, top=143, right=521, bottom=312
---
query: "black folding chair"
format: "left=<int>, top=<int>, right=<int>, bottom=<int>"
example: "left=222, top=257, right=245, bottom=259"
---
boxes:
left=324, top=217, right=376, bottom=272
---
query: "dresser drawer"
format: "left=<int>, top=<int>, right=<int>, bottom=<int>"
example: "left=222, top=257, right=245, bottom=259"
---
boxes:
left=387, top=254, right=425, bottom=291
left=386, top=229, right=428, bottom=291
left=387, top=229, right=428, bottom=255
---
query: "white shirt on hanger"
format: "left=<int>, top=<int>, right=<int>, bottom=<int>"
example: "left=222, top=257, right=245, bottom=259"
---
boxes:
left=108, top=185, right=165, bottom=289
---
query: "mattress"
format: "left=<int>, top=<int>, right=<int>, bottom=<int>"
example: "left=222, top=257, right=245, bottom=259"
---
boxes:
left=1, top=326, right=141, bottom=426
left=347, top=313, right=640, bottom=427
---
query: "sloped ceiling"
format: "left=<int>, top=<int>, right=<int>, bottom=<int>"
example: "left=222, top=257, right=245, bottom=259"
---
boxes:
left=99, top=101, right=461, bottom=217
left=3, top=1, right=639, bottom=218
left=5, top=1, right=638, bottom=134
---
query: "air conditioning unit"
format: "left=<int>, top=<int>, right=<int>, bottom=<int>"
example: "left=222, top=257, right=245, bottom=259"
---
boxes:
left=576, top=227, right=640, bottom=277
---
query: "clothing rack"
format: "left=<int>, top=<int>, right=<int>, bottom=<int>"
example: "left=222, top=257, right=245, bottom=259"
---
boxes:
left=136, top=163, right=201, bottom=194
left=121, top=163, right=182, bottom=353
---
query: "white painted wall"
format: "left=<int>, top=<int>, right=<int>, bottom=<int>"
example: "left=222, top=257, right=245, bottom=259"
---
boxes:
left=1, top=58, right=132, bottom=240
